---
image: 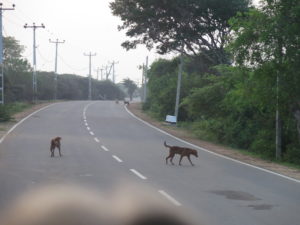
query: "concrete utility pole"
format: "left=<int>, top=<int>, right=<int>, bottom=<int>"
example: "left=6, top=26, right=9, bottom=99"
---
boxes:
left=100, top=67, right=105, bottom=80
left=106, top=64, right=113, bottom=80
left=143, top=56, right=148, bottom=102
left=84, top=52, right=96, bottom=100
left=110, top=61, right=119, bottom=83
left=24, top=22, right=45, bottom=102
left=0, top=2, right=15, bottom=104
left=141, top=64, right=144, bottom=101
left=275, top=27, right=283, bottom=160
left=95, top=67, right=101, bottom=80
left=174, top=45, right=184, bottom=123
left=49, top=38, right=65, bottom=100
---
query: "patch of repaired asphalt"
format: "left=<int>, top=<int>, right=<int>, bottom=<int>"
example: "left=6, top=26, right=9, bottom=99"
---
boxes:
left=209, top=190, right=261, bottom=201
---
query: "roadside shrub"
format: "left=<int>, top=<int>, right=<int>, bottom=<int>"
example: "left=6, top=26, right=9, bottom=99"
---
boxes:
left=0, top=105, right=11, bottom=122
left=283, top=144, right=300, bottom=164
left=249, top=129, right=275, bottom=158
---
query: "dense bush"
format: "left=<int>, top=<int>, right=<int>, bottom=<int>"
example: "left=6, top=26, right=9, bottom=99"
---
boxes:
left=142, top=0, right=300, bottom=165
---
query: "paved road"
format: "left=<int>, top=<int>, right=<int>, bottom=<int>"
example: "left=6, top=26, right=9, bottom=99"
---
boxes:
left=0, top=101, right=299, bottom=225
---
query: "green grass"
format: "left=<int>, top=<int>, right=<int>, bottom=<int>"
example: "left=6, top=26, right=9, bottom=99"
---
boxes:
left=0, top=102, right=31, bottom=122
left=7, top=102, right=31, bottom=114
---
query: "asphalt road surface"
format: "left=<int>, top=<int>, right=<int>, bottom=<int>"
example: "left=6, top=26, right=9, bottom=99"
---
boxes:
left=0, top=101, right=299, bottom=225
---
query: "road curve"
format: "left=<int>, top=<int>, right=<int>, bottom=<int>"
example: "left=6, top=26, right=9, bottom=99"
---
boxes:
left=0, top=101, right=299, bottom=225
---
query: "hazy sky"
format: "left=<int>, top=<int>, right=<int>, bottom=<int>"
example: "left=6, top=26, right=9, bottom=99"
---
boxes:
left=3, top=0, right=164, bottom=85
left=3, top=0, right=259, bottom=85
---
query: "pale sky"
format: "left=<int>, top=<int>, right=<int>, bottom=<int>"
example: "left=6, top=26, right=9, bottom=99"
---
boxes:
left=2, top=0, right=165, bottom=85
left=2, top=0, right=259, bottom=85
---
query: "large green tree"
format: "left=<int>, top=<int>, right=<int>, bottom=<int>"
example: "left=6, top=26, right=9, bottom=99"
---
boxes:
left=228, top=0, right=300, bottom=160
left=122, top=78, right=137, bottom=100
left=3, top=36, right=31, bottom=72
left=110, top=0, right=250, bottom=64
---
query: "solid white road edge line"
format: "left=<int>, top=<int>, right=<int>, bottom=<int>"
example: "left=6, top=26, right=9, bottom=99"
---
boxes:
left=0, top=103, right=57, bottom=144
left=112, top=155, right=123, bottom=163
left=124, top=106, right=300, bottom=184
left=101, top=145, right=109, bottom=151
left=130, top=169, right=147, bottom=180
left=158, top=190, right=181, bottom=206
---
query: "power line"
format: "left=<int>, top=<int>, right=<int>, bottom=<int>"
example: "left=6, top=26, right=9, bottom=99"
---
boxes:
left=57, top=53, right=87, bottom=72
left=36, top=47, right=53, bottom=63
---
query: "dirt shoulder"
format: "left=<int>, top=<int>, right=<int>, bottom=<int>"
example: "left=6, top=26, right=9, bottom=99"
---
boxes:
left=127, top=102, right=300, bottom=181
left=0, top=102, right=54, bottom=140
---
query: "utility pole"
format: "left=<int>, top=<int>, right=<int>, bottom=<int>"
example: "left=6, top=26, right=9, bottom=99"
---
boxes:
left=95, top=67, right=101, bottom=80
left=84, top=52, right=96, bottom=100
left=24, top=22, right=45, bottom=103
left=110, top=61, right=119, bottom=83
left=105, top=65, right=109, bottom=80
left=0, top=3, right=15, bottom=104
left=100, top=67, right=104, bottom=80
left=143, top=56, right=148, bottom=102
left=174, top=45, right=184, bottom=123
left=49, top=38, right=65, bottom=100
left=275, top=25, right=283, bottom=160
left=141, top=63, right=145, bottom=101
left=106, top=64, right=113, bottom=80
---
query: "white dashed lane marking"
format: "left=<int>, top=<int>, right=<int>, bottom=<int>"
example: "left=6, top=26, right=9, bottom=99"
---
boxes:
left=101, top=145, right=109, bottom=152
left=158, top=190, right=181, bottom=206
left=112, top=155, right=123, bottom=163
left=130, top=169, right=147, bottom=180
left=83, top=102, right=185, bottom=207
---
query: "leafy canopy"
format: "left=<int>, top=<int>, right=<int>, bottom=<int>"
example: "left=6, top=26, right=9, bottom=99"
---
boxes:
left=110, top=0, right=250, bottom=64
left=3, top=36, right=31, bottom=72
left=122, top=78, right=138, bottom=100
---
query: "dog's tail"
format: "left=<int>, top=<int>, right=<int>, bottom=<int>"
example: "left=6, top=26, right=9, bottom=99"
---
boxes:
left=164, top=141, right=171, bottom=148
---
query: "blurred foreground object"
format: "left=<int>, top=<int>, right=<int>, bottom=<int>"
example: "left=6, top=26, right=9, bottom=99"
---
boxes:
left=0, top=184, right=199, bottom=225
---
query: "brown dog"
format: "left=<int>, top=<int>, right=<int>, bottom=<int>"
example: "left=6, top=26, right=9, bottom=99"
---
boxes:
left=164, top=141, right=198, bottom=166
left=50, top=137, right=62, bottom=157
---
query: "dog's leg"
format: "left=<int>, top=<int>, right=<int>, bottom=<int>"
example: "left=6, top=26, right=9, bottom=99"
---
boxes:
left=187, top=155, right=194, bottom=166
left=170, top=155, right=175, bottom=165
left=179, top=155, right=184, bottom=166
left=58, top=146, right=62, bottom=157
left=166, top=155, right=172, bottom=164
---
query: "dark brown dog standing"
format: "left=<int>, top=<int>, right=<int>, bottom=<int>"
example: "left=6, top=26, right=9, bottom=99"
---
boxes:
left=164, top=141, right=198, bottom=166
left=50, top=137, right=62, bottom=157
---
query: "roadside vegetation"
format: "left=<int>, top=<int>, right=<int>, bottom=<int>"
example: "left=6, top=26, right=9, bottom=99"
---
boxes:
left=0, top=36, right=126, bottom=122
left=111, top=0, right=300, bottom=165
